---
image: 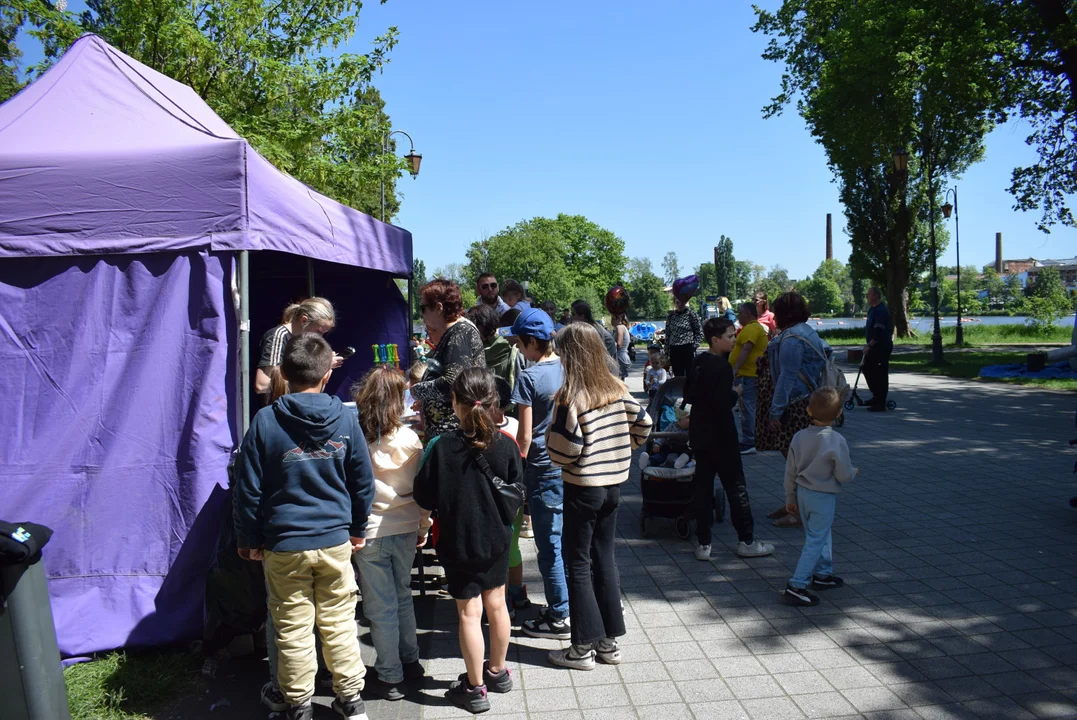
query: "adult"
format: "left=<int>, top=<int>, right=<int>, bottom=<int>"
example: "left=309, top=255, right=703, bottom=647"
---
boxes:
left=754, top=291, right=776, bottom=336
left=255, top=297, right=342, bottom=403
left=665, top=288, right=703, bottom=378
left=501, top=280, right=530, bottom=310
left=411, top=280, right=486, bottom=438
left=611, top=313, right=631, bottom=380
left=475, top=272, right=510, bottom=315
left=570, top=300, right=618, bottom=362
left=755, top=291, right=833, bottom=527
left=863, top=287, right=894, bottom=412
left=730, top=302, right=767, bottom=455
left=717, top=297, right=737, bottom=324
left=466, top=304, right=518, bottom=391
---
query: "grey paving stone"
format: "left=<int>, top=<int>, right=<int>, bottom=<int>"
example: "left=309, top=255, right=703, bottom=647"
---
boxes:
left=675, top=678, right=734, bottom=703
left=841, top=686, right=908, bottom=713
left=618, top=661, right=669, bottom=684
left=711, top=654, right=768, bottom=678
left=792, top=691, right=858, bottom=719
left=576, top=682, right=631, bottom=710
left=687, top=700, right=751, bottom=719
left=524, top=686, right=579, bottom=712
left=820, top=665, right=885, bottom=690
left=1011, top=690, right=1077, bottom=719
left=886, top=681, right=954, bottom=708
left=625, top=680, right=681, bottom=707
left=741, top=696, right=808, bottom=719
left=774, top=670, right=834, bottom=695
left=959, top=696, right=1037, bottom=720
left=725, top=674, right=786, bottom=700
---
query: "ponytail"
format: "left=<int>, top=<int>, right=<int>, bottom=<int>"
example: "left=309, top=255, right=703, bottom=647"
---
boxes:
left=281, top=303, right=302, bottom=324
left=280, top=297, right=336, bottom=329
left=451, top=367, right=500, bottom=451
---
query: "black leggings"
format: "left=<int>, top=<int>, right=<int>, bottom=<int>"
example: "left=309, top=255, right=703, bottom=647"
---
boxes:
left=669, top=344, right=695, bottom=377
left=562, top=484, right=626, bottom=646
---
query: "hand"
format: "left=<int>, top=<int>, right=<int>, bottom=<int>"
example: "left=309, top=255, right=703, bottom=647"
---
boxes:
left=249, top=547, right=265, bottom=561
left=862, top=345, right=870, bottom=354
left=786, top=503, right=799, bottom=516
left=332, top=354, right=344, bottom=369
left=350, top=536, right=366, bottom=552
left=416, top=533, right=428, bottom=549
left=237, top=547, right=251, bottom=560
left=733, top=382, right=744, bottom=397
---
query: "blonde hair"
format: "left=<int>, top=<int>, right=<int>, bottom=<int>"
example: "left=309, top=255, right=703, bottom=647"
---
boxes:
left=281, top=297, right=336, bottom=330
left=717, top=297, right=732, bottom=313
left=808, top=386, right=843, bottom=424
left=352, top=366, right=406, bottom=444
left=407, top=360, right=427, bottom=385
left=555, top=323, right=626, bottom=411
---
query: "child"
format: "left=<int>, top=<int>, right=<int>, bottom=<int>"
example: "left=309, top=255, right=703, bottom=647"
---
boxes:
left=414, top=368, right=523, bottom=714
left=350, top=366, right=430, bottom=701
left=782, top=387, right=857, bottom=607
left=638, top=404, right=691, bottom=469
left=544, top=323, right=653, bottom=670
left=644, top=349, right=669, bottom=399
left=234, top=333, right=375, bottom=720
left=509, top=308, right=571, bottom=641
left=730, top=302, right=768, bottom=455
left=684, top=317, right=774, bottom=562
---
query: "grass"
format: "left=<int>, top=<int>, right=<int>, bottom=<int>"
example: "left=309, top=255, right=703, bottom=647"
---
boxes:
left=65, top=650, right=199, bottom=720
left=888, top=351, right=1077, bottom=391
left=820, top=322, right=1074, bottom=346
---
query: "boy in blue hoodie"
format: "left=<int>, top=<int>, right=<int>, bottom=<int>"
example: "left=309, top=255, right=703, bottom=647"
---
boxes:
left=234, top=333, right=375, bottom=720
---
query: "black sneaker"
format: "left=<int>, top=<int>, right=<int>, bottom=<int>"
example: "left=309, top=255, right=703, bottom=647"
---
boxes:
left=867, top=404, right=887, bottom=413
left=317, top=668, right=333, bottom=689
left=812, top=574, right=844, bottom=590
left=783, top=584, right=820, bottom=607
left=332, top=695, right=369, bottom=720
left=446, top=676, right=490, bottom=714
left=521, top=610, right=571, bottom=640
left=483, top=661, right=513, bottom=693
left=287, top=703, right=314, bottom=720
left=364, top=675, right=404, bottom=702
left=403, top=660, right=426, bottom=681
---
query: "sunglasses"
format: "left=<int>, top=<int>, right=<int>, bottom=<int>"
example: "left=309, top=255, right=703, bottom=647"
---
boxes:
left=480, top=282, right=498, bottom=290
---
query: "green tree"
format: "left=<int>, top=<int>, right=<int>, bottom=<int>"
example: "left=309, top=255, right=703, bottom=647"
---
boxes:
left=799, top=276, right=844, bottom=316
left=754, top=0, right=1001, bottom=337
left=1002, top=273, right=1025, bottom=310
left=625, top=257, right=668, bottom=320
left=411, top=258, right=427, bottom=320
left=714, top=235, right=734, bottom=297
left=1030, top=265, right=1073, bottom=313
left=978, top=267, right=1004, bottom=309
left=6, top=0, right=406, bottom=219
left=662, top=252, right=680, bottom=285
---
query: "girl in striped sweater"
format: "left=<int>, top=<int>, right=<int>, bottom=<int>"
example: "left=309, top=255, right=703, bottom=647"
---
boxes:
left=544, top=323, right=653, bottom=670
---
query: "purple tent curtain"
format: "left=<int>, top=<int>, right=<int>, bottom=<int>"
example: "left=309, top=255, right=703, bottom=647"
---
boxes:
left=0, top=251, right=235, bottom=656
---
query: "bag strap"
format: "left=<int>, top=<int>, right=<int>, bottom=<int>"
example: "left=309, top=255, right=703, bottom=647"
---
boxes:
left=474, top=450, right=496, bottom=483
left=785, top=332, right=828, bottom=391
left=474, top=450, right=511, bottom=525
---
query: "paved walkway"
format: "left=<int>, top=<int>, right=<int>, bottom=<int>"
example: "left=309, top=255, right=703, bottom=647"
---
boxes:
left=185, top=363, right=1077, bottom=720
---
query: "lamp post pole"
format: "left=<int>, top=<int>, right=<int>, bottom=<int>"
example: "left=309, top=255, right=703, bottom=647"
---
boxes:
left=942, top=187, right=962, bottom=346
left=379, top=129, right=422, bottom=332
left=928, top=182, right=944, bottom=365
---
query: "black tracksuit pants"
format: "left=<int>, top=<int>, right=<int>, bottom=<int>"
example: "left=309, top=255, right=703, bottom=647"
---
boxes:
left=692, top=436, right=755, bottom=547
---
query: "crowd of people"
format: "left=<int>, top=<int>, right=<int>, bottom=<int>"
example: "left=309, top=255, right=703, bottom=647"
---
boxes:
left=235, top=272, right=893, bottom=718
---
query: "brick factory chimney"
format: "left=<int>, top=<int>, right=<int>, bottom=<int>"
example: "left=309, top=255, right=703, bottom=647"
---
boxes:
left=826, top=213, right=833, bottom=261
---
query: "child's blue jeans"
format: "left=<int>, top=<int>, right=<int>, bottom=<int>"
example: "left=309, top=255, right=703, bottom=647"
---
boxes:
left=789, top=486, right=836, bottom=589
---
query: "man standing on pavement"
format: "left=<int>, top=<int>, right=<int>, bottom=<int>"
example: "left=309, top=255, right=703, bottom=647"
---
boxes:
left=476, top=272, right=510, bottom=315
left=731, top=302, right=767, bottom=455
left=863, top=287, right=894, bottom=412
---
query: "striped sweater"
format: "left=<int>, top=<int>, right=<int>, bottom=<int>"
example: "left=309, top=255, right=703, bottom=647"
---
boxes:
left=545, top=394, right=653, bottom=487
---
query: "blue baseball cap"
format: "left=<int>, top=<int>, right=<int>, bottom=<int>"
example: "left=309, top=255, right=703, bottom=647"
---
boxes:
left=509, top=307, right=554, bottom=340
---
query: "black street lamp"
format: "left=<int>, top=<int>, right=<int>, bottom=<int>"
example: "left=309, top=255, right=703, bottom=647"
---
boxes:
left=941, top=187, right=963, bottom=346
left=894, top=148, right=943, bottom=364
left=380, top=130, right=422, bottom=223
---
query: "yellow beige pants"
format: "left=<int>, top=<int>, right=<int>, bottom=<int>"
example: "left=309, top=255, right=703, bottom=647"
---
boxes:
left=265, top=541, right=366, bottom=705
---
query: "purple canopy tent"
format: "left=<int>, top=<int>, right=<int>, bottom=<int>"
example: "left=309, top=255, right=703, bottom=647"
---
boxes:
left=0, top=35, right=413, bottom=656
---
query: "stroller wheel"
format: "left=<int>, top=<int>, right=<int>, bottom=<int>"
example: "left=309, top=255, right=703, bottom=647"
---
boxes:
left=675, top=516, right=691, bottom=540
left=844, top=399, right=855, bottom=410
left=714, top=488, right=727, bottom=524
left=639, top=510, right=648, bottom=538
left=886, top=400, right=897, bottom=411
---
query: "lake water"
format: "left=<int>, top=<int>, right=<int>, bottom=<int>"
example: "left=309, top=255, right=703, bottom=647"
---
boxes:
left=638, top=314, right=1076, bottom=332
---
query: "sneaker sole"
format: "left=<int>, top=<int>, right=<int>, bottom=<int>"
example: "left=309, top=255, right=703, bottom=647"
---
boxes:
left=549, top=657, right=595, bottom=671
left=596, top=652, right=622, bottom=665
left=446, top=696, right=490, bottom=714
left=739, top=448, right=756, bottom=455
left=521, top=628, right=571, bottom=640
left=736, top=549, right=773, bottom=558
left=782, top=591, right=819, bottom=607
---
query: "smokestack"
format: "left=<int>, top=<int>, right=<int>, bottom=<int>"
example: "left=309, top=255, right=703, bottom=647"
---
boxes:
left=995, top=232, right=1002, bottom=274
left=826, top=213, right=833, bottom=261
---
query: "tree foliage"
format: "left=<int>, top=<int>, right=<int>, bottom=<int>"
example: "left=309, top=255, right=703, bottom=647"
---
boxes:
left=1029, top=264, right=1074, bottom=312
left=5, top=0, right=407, bottom=219
left=714, top=235, right=734, bottom=297
left=798, top=259, right=853, bottom=315
left=754, top=0, right=1001, bottom=337
left=625, top=257, right=668, bottom=320
left=661, top=252, right=680, bottom=285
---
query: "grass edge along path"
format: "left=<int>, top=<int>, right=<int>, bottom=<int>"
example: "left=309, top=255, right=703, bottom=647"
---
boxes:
left=888, top=350, right=1077, bottom=392
left=819, top=321, right=1074, bottom=347
left=65, top=650, right=200, bottom=720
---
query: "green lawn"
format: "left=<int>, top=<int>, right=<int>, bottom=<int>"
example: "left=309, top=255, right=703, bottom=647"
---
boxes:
left=889, top=351, right=1077, bottom=391
left=820, top=322, right=1073, bottom=346
left=65, top=651, right=199, bottom=720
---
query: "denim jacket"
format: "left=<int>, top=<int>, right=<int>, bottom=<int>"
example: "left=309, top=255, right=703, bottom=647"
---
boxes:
left=766, top=322, right=832, bottom=420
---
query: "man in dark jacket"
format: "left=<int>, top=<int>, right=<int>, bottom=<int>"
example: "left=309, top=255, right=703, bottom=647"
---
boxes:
left=863, top=287, right=894, bottom=412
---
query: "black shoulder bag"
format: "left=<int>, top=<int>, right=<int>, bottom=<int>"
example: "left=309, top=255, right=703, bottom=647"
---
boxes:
left=474, top=452, right=525, bottom=526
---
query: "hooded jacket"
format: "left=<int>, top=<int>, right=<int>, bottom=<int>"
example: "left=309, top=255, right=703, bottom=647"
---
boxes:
left=233, top=393, right=375, bottom=552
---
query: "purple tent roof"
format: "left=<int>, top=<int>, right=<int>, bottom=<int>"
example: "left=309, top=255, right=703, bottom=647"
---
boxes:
left=0, top=34, right=411, bottom=275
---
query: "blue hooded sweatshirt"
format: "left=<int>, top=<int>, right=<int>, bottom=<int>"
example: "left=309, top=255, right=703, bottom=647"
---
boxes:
left=233, top=393, right=375, bottom=552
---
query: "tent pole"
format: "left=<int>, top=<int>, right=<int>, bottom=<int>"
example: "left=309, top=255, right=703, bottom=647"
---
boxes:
left=407, top=277, right=414, bottom=360
left=239, top=251, right=251, bottom=435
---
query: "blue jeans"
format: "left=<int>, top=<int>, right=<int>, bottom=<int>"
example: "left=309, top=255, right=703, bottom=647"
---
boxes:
left=738, top=376, right=757, bottom=446
left=790, top=486, right=836, bottom=589
left=525, top=465, right=569, bottom=620
left=354, top=533, right=420, bottom=684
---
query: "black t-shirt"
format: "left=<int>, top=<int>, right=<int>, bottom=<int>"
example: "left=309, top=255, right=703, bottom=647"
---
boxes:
left=259, top=325, right=291, bottom=369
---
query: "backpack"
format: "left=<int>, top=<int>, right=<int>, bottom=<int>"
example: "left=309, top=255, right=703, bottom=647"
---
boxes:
left=787, top=333, right=851, bottom=402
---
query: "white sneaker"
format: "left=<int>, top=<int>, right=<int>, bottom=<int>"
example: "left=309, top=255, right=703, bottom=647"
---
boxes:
left=596, top=638, right=622, bottom=665
left=638, top=452, right=650, bottom=470
left=736, top=540, right=775, bottom=558
left=674, top=453, right=691, bottom=469
left=548, top=644, right=596, bottom=671
left=695, top=544, right=712, bottom=561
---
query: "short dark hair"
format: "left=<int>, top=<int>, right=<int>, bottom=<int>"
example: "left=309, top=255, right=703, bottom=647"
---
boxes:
left=281, top=332, right=333, bottom=387
left=466, top=303, right=500, bottom=343
left=520, top=335, right=552, bottom=355
left=868, top=286, right=881, bottom=300
left=540, top=299, right=557, bottom=315
left=499, top=307, right=521, bottom=328
left=772, top=291, right=811, bottom=329
left=501, top=279, right=524, bottom=299
left=477, top=271, right=496, bottom=284
left=570, top=299, right=595, bottom=324
left=739, top=302, right=758, bottom=318
left=703, top=317, right=735, bottom=345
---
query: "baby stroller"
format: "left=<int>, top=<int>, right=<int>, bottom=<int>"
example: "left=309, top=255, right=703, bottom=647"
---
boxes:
left=639, top=378, right=727, bottom=539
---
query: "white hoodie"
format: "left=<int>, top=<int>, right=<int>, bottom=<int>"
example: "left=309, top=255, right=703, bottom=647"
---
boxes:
left=365, top=426, right=431, bottom=539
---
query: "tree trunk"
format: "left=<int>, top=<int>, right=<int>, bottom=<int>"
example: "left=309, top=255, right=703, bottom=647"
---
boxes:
left=886, top=263, right=912, bottom=338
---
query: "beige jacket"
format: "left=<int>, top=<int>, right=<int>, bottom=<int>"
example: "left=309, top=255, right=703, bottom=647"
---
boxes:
left=365, top=426, right=431, bottom=539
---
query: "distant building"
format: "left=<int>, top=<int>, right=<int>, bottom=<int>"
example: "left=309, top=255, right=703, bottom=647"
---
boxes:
left=1026, top=257, right=1077, bottom=289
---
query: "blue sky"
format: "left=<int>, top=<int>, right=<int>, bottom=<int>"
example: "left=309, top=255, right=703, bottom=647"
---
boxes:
left=16, top=0, right=1077, bottom=280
